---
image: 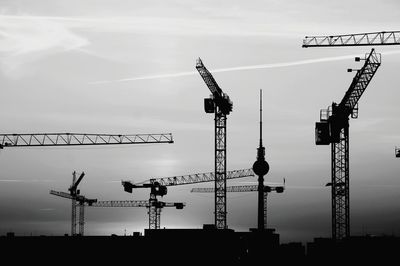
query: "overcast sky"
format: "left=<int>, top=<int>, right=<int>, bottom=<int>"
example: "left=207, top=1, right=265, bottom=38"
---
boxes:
left=1, top=0, right=400, bottom=243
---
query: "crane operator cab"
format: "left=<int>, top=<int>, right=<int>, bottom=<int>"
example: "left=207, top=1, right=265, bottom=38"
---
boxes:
left=396, top=147, right=400, bottom=158
left=151, top=182, right=167, bottom=197
left=315, top=121, right=330, bottom=145
left=204, top=94, right=232, bottom=115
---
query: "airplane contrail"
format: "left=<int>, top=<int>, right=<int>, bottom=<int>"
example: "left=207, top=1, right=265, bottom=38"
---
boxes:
left=89, top=50, right=400, bottom=85
left=0, top=179, right=55, bottom=183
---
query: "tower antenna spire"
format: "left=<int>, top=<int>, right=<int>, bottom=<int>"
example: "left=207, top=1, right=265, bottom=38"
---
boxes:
left=252, top=89, right=270, bottom=230
left=259, top=89, right=263, bottom=148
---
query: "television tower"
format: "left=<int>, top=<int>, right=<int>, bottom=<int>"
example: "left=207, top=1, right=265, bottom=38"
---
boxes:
left=252, top=90, right=270, bottom=230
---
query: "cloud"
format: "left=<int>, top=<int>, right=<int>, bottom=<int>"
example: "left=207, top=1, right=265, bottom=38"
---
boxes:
left=0, top=14, right=89, bottom=77
left=0, top=13, right=265, bottom=78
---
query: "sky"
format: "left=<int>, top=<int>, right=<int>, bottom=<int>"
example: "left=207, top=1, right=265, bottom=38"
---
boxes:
left=1, top=0, right=400, bottom=243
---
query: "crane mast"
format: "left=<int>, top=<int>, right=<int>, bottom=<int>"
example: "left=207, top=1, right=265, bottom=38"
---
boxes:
left=303, top=31, right=400, bottom=47
left=315, top=49, right=381, bottom=240
left=196, top=58, right=233, bottom=229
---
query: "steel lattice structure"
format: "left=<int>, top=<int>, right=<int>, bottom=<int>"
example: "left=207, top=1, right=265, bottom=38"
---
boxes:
left=147, top=168, right=253, bottom=187
left=49, top=190, right=86, bottom=235
left=91, top=200, right=149, bottom=207
left=214, top=112, right=227, bottom=229
left=331, top=127, right=349, bottom=239
left=78, top=201, right=85, bottom=236
left=196, top=58, right=233, bottom=229
left=191, top=184, right=284, bottom=229
left=90, top=200, right=185, bottom=229
left=0, top=133, right=173, bottom=148
left=50, top=172, right=97, bottom=236
left=303, top=31, right=400, bottom=47
left=122, top=169, right=253, bottom=229
left=315, top=49, right=381, bottom=240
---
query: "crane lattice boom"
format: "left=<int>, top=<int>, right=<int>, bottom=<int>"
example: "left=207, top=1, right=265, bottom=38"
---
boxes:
left=50, top=190, right=75, bottom=200
left=91, top=200, right=185, bottom=208
left=147, top=168, right=254, bottom=187
left=92, top=200, right=149, bottom=207
left=196, top=58, right=223, bottom=98
left=303, top=31, right=400, bottom=47
left=339, top=49, right=381, bottom=115
left=0, top=133, right=173, bottom=148
left=191, top=184, right=284, bottom=193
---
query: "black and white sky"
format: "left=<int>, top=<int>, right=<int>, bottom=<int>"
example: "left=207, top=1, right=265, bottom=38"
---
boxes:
left=1, top=0, right=400, bottom=243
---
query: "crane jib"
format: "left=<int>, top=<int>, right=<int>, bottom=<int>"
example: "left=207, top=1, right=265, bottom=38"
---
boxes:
left=338, top=49, right=381, bottom=115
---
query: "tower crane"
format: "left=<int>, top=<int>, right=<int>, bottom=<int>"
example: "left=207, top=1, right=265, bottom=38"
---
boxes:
left=50, top=171, right=97, bottom=236
left=196, top=58, right=233, bottom=229
left=2, top=132, right=172, bottom=234
left=122, top=169, right=253, bottom=229
left=302, top=31, right=396, bottom=241
left=90, top=200, right=185, bottom=230
left=191, top=182, right=285, bottom=229
left=302, top=31, right=400, bottom=47
left=303, top=31, right=400, bottom=159
left=0, top=133, right=173, bottom=148
left=314, top=49, right=381, bottom=240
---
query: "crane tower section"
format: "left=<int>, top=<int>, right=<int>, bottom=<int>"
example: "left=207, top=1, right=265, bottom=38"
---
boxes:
left=196, top=58, right=233, bottom=229
left=315, top=49, right=381, bottom=241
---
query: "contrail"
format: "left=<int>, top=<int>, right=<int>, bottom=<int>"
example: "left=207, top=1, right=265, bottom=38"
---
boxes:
left=0, top=179, right=55, bottom=183
left=89, top=50, right=400, bottom=85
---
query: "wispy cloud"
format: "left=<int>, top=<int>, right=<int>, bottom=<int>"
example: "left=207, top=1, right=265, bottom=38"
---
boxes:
left=39, top=208, right=55, bottom=211
left=0, top=179, right=22, bottom=183
left=0, top=14, right=89, bottom=77
left=90, top=50, right=400, bottom=84
left=0, top=13, right=275, bottom=78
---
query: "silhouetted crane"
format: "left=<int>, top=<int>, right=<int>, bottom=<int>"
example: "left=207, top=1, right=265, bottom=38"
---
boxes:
left=90, top=200, right=185, bottom=230
left=196, top=58, right=233, bottom=229
left=122, top=169, right=253, bottom=229
left=303, top=31, right=400, bottom=162
left=50, top=171, right=97, bottom=236
left=302, top=31, right=390, bottom=241
left=191, top=182, right=285, bottom=229
left=314, top=49, right=381, bottom=240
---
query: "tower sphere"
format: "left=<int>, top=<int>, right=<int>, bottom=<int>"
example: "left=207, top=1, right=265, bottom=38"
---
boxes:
left=252, top=160, right=269, bottom=176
